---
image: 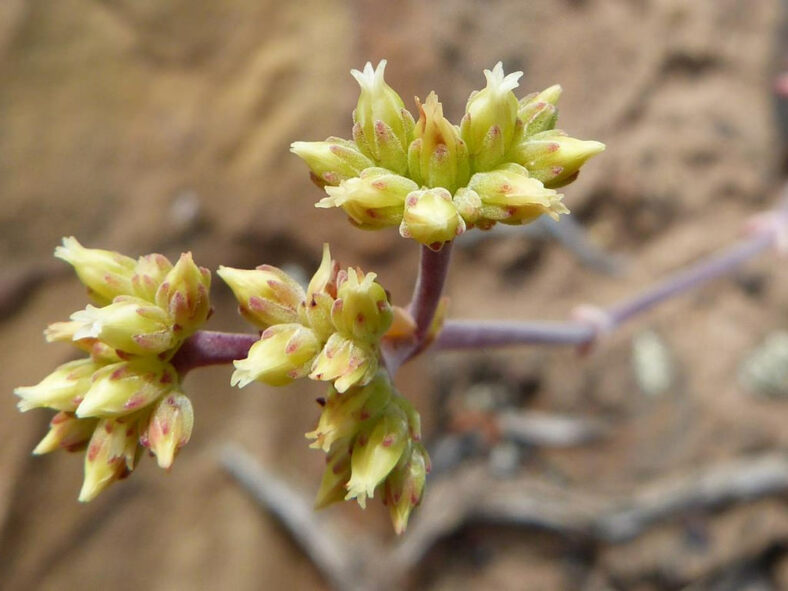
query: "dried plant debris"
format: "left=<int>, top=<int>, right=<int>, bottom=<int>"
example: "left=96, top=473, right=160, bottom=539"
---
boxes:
left=739, top=332, right=788, bottom=399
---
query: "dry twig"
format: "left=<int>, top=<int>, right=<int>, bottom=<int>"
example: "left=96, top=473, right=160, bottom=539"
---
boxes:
left=221, top=444, right=788, bottom=591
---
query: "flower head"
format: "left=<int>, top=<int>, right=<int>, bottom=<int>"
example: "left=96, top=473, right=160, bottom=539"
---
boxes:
left=383, top=442, right=430, bottom=535
left=344, top=402, right=409, bottom=507
left=231, top=324, right=321, bottom=388
left=218, top=265, right=305, bottom=328
left=461, top=62, right=523, bottom=171
left=517, top=84, right=562, bottom=139
left=15, top=358, right=102, bottom=413
left=351, top=60, right=414, bottom=174
left=510, top=130, right=605, bottom=188
left=290, top=138, right=374, bottom=188
left=155, top=252, right=211, bottom=338
left=55, top=237, right=136, bottom=304
left=399, top=187, right=466, bottom=250
left=409, top=92, right=470, bottom=193
left=319, top=167, right=418, bottom=229
left=331, top=268, right=392, bottom=343
left=75, top=358, right=178, bottom=418
left=79, top=416, right=142, bottom=502
left=33, top=412, right=98, bottom=455
left=140, top=390, right=194, bottom=469
left=468, top=163, right=569, bottom=226
left=70, top=296, right=176, bottom=356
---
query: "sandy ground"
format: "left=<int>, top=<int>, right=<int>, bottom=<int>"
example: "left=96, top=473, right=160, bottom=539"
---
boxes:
left=1, top=1, right=786, bottom=589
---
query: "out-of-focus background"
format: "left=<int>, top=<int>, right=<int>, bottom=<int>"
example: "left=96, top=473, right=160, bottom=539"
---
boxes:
left=1, top=1, right=787, bottom=589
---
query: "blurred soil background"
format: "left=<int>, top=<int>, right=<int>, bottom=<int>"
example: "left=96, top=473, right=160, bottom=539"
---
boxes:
left=1, top=0, right=787, bottom=589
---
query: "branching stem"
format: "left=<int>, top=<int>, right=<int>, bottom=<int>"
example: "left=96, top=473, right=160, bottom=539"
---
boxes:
left=381, top=243, right=453, bottom=374
left=409, top=243, right=453, bottom=341
left=171, top=330, right=257, bottom=375
left=435, top=199, right=787, bottom=351
left=171, top=197, right=786, bottom=375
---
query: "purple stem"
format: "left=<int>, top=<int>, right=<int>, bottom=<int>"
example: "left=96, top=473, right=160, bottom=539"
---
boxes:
left=435, top=320, right=595, bottom=349
left=434, top=205, right=786, bottom=351
left=608, top=233, right=773, bottom=325
left=382, top=243, right=454, bottom=373
left=171, top=330, right=258, bottom=375
left=169, top=198, right=787, bottom=370
left=409, top=243, right=453, bottom=341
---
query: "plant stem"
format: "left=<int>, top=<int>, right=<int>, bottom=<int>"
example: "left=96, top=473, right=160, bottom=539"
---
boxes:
left=433, top=211, right=785, bottom=351
left=170, top=197, right=786, bottom=371
left=171, top=330, right=257, bottom=375
left=409, top=243, right=453, bottom=342
left=435, top=320, right=595, bottom=349
left=381, top=243, right=454, bottom=373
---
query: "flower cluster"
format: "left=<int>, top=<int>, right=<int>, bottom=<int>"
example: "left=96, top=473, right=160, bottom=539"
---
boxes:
left=14, top=238, right=211, bottom=501
left=308, top=371, right=429, bottom=534
left=292, top=61, right=604, bottom=249
left=219, top=244, right=392, bottom=393
left=220, top=245, right=429, bottom=532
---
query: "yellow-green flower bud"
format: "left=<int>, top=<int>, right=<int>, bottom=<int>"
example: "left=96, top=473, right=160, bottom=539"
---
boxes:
left=399, top=188, right=466, bottom=250
left=33, top=412, right=98, bottom=455
left=345, top=403, right=409, bottom=507
left=44, top=320, right=82, bottom=344
left=319, top=167, right=418, bottom=230
left=140, top=390, right=194, bottom=469
left=350, top=60, right=415, bottom=174
left=331, top=268, right=392, bottom=343
left=70, top=296, right=176, bottom=356
left=461, top=62, right=522, bottom=172
left=132, top=253, right=173, bottom=302
left=520, top=84, right=562, bottom=111
left=306, top=243, right=338, bottom=302
left=300, top=244, right=339, bottom=341
left=218, top=265, right=305, bottom=328
left=44, top=322, right=122, bottom=363
left=510, top=130, right=605, bottom=188
left=468, top=163, right=569, bottom=226
left=88, top=343, right=124, bottom=365
left=383, top=443, right=429, bottom=534
left=452, top=187, right=486, bottom=228
left=408, top=92, right=470, bottom=193
left=55, top=237, right=136, bottom=305
left=79, top=416, right=140, bottom=502
left=306, top=371, right=393, bottom=452
left=314, top=437, right=353, bottom=510
left=155, top=252, right=211, bottom=338
left=290, top=137, right=375, bottom=188
left=15, top=358, right=101, bottom=412
left=309, top=333, right=378, bottom=393
left=231, top=324, right=320, bottom=388
left=391, top=394, right=422, bottom=442
left=302, top=291, right=336, bottom=342
left=76, top=359, right=178, bottom=418
left=517, top=84, right=561, bottom=139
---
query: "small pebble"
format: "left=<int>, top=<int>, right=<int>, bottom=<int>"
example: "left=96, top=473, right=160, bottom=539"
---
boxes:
left=631, top=330, right=675, bottom=397
left=739, top=332, right=788, bottom=398
left=488, top=441, right=521, bottom=478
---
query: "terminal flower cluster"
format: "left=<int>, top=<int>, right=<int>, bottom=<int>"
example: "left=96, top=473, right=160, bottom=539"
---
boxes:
left=14, top=238, right=211, bottom=501
left=292, top=61, right=604, bottom=250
